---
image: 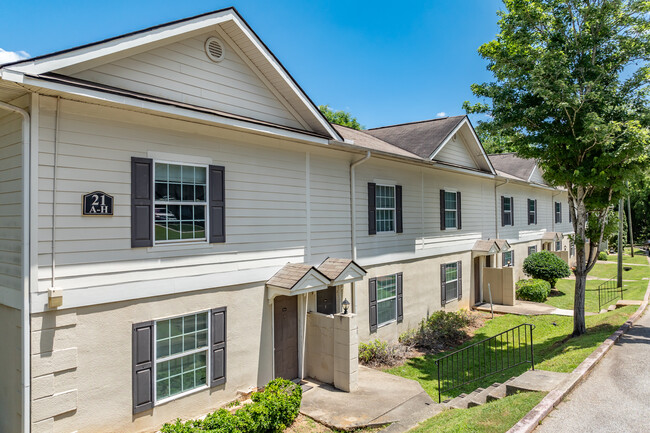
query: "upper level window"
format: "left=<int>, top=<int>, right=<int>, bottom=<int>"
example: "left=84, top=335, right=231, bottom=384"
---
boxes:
left=154, top=163, right=207, bottom=243
left=376, top=185, right=395, bottom=233
left=555, top=202, right=562, bottom=223
left=376, top=275, right=398, bottom=326
left=155, top=312, right=209, bottom=402
left=528, top=245, right=537, bottom=256
left=528, top=199, right=537, bottom=225
left=502, top=196, right=514, bottom=226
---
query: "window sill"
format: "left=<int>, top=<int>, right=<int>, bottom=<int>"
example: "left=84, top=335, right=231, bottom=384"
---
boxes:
left=377, top=319, right=397, bottom=329
left=155, top=384, right=209, bottom=406
left=375, top=231, right=398, bottom=236
left=148, top=242, right=213, bottom=252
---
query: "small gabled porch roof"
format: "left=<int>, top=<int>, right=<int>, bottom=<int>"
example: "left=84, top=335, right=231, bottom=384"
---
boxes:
left=542, top=232, right=563, bottom=242
left=472, top=239, right=511, bottom=256
left=316, top=257, right=367, bottom=286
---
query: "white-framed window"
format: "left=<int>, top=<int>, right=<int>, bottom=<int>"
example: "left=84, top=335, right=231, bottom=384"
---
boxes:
left=376, top=185, right=396, bottom=233
left=555, top=202, right=562, bottom=223
left=444, top=262, right=459, bottom=301
left=555, top=240, right=562, bottom=251
left=503, top=250, right=513, bottom=267
left=154, top=162, right=208, bottom=243
left=444, top=191, right=458, bottom=229
left=376, top=274, right=398, bottom=326
left=528, top=199, right=536, bottom=225
left=154, top=311, right=209, bottom=403
left=528, top=245, right=537, bottom=256
left=503, top=196, right=513, bottom=226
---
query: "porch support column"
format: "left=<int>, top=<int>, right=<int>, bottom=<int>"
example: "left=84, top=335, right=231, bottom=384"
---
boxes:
left=333, top=313, right=359, bottom=392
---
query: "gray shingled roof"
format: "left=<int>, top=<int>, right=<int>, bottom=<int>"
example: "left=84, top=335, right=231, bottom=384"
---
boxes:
left=266, top=263, right=315, bottom=290
left=488, top=153, right=537, bottom=181
left=364, top=116, right=466, bottom=159
left=332, top=124, right=422, bottom=159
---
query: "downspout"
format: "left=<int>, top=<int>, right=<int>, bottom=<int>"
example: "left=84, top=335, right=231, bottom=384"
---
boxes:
left=494, top=179, right=508, bottom=239
left=0, top=100, right=31, bottom=433
left=350, top=151, right=371, bottom=313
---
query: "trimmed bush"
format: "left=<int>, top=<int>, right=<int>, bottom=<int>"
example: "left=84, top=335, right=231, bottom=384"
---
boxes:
left=160, top=378, right=302, bottom=433
left=522, top=251, right=571, bottom=288
left=358, top=339, right=407, bottom=366
left=516, top=279, right=552, bottom=303
left=399, top=310, right=473, bottom=351
left=598, top=251, right=608, bottom=261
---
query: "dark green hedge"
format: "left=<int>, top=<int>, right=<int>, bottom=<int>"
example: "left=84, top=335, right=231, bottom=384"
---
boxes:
left=516, top=279, right=552, bottom=303
left=522, top=251, right=571, bottom=288
left=161, top=378, right=302, bottom=433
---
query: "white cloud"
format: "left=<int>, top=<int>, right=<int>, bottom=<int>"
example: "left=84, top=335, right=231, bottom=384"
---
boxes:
left=0, top=49, right=30, bottom=65
left=436, top=112, right=447, bottom=118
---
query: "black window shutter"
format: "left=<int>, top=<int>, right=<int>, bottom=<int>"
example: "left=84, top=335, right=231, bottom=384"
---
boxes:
left=569, top=204, right=572, bottom=223
left=131, top=157, right=153, bottom=248
left=534, top=199, right=538, bottom=224
left=457, top=261, right=463, bottom=300
left=396, top=272, right=403, bottom=323
left=209, top=165, right=226, bottom=243
left=511, top=197, right=515, bottom=226
left=395, top=185, right=403, bottom=233
left=132, top=321, right=154, bottom=414
left=501, top=196, right=505, bottom=227
left=210, top=307, right=227, bottom=387
left=369, top=278, right=377, bottom=332
left=511, top=250, right=515, bottom=267
left=527, top=199, right=532, bottom=225
left=456, top=191, right=462, bottom=229
left=559, top=202, right=562, bottom=223
left=368, top=183, right=376, bottom=235
left=439, top=189, right=446, bottom=231
left=440, top=264, right=447, bottom=305
left=502, top=251, right=507, bottom=266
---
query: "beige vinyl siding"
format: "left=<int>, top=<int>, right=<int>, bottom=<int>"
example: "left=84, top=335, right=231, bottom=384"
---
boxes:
left=0, top=108, right=23, bottom=308
left=434, top=135, right=479, bottom=169
left=71, top=31, right=305, bottom=130
left=36, top=96, right=308, bottom=295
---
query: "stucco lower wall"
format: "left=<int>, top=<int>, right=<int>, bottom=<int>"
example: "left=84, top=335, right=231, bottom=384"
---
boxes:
left=356, top=253, right=471, bottom=344
left=30, top=282, right=273, bottom=433
left=0, top=304, right=22, bottom=433
left=305, top=312, right=334, bottom=384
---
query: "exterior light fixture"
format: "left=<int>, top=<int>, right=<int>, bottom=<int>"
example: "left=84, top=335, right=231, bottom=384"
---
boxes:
left=342, top=298, right=350, bottom=314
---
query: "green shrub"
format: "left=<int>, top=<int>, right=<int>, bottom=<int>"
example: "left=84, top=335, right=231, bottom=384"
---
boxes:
left=516, top=279, right=552, bottom=303
left=522, top=251, right=571, bottom=288
left=399, top=310, right=472, bottom=351
left=598, top=251, right=608, bottom=261
left=160, top=378, right=302, bottom=433
left=358, top=339, right=406, bottom=366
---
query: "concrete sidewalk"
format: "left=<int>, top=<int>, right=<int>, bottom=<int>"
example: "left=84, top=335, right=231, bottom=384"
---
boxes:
left=474, top=300, right=596, bottom=317
left=534, top=307, right=650, bottom=433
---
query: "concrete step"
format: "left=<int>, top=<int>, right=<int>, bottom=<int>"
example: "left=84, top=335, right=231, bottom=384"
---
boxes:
left=467, top=383, right=501, bottom=407
left=616, top=300, right=642, bottom=308
left=449, top=390, right=481, bottom=409
left=486, top=378, right=515, bottom=402
left=607, top=305, right=617, bottom=311
left=506, top=370, right=570, bottom=395
left=379, top=399, right=444, bottom=433
left=599, top=309, right=608, bottom=314
left=444, top=393, right=468, bottom=409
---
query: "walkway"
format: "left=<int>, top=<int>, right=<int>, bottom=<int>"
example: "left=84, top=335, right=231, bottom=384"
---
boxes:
left=474, top=300, right=595, bottom=317
left=300, top=366, right=438, bottom=430
left=534, top=307, right=650, bottom=433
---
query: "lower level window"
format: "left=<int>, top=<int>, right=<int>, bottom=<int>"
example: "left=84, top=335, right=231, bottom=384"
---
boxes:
left=503, top=251, right=513, bottom=267
left=155, top=312, right=209, bottom=401
left=444, top=263, right=459, bottom=300
left=555, top=241, right=562, bottom=251
left=376, top=275, right=397, bottom=325
left=528, top=246, right=537, bottom=256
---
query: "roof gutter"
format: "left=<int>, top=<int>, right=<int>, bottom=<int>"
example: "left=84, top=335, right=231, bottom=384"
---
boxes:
left=0, top=100, right=31, bottom=433
left=350, top=151, right=371, bottom=314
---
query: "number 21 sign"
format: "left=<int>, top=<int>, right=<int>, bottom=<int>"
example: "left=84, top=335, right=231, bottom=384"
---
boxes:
left=82, top=191, right=114, bottom=215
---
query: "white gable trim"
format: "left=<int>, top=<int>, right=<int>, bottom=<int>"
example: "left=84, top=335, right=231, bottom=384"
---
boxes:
left=329, top=262, right=367, bottom=286
left=266, top=268, right=331, bottom=304
left=429, top=118, right=496, bottom=175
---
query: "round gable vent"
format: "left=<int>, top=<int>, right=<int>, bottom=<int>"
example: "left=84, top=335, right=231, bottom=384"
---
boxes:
left=205, top=37, right=225, bottom=62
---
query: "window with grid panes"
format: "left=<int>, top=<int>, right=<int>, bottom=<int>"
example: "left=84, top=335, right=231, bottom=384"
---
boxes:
left=375, top=185, right=396, bottom=233
left=503, top=250, right=513, bottom=267
left=155, top=312, right=209, bottom=401
left=376, top=275, right=397, bottom=325
left=528, top=245, right=537, bottom=256
left=503, top=197, right=513, bottom=225
left=154, top=162, right=207, bottom=243
left=444, top=263, right=459, bottom=300
left=528, top=199, right=536, bottom=224
left=444, top=191, right=457, bottom=229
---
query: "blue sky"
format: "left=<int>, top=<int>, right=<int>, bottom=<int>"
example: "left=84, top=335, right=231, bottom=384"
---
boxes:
left=0, top=0, right=503, bottom=128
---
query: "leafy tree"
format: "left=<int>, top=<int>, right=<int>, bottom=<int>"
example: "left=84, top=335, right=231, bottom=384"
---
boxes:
left=523, top=251, right=571, bottom=289
left=475, top=120, right=519, bottom=154
left=629, top=175, right=650, bottom=243
left=464, top=0, right=650, bottom=336
left=318, top=105, right=364, bottom=130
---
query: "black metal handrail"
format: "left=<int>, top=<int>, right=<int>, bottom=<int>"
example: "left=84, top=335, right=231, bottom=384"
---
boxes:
left=590, top=277, right=623, bottom=312
left=434, top=324, right=535, bottom=403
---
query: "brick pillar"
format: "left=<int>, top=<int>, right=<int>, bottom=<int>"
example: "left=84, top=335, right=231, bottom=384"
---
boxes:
left=333, top=313, right=358, bottom=392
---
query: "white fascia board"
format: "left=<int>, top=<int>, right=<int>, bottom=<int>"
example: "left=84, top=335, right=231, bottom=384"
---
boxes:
left=494, top=174, right=557, bottom=191
left=230, top=15, right=343, bottom=142
left=291, top=270, right=331, bottom=295
left=4, top=11, right=235, bottom=75
left=16, top=74, right=330, bottom=146
left=330, top=262, right=367, bottom=286
left=430, top=118, right=496, bottom=175
left=434, top=162, right=496, bottom=179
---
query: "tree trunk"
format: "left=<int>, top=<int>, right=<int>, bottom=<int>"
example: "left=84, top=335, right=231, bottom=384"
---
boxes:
left=572, top=188, right=588, bottom=336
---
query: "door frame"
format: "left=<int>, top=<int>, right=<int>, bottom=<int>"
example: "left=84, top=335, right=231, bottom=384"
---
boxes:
left=271, top=294, right=308, bottom=381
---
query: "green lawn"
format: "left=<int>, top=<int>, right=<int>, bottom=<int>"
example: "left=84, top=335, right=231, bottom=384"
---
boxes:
left=545, top=279, right=648, bottom=312
left=588, top=263, right=649, bottom=280
left=384, top=307, right=636, bottom=402
left=410, top=392, right=547, bottom=433
left=604, top=253, right=649, bottom=265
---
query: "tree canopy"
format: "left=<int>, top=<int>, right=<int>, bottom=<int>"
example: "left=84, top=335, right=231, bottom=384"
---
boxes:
left=464, top=0, right=650, bottom=336
left=318, top=105, right=364, bottom=130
